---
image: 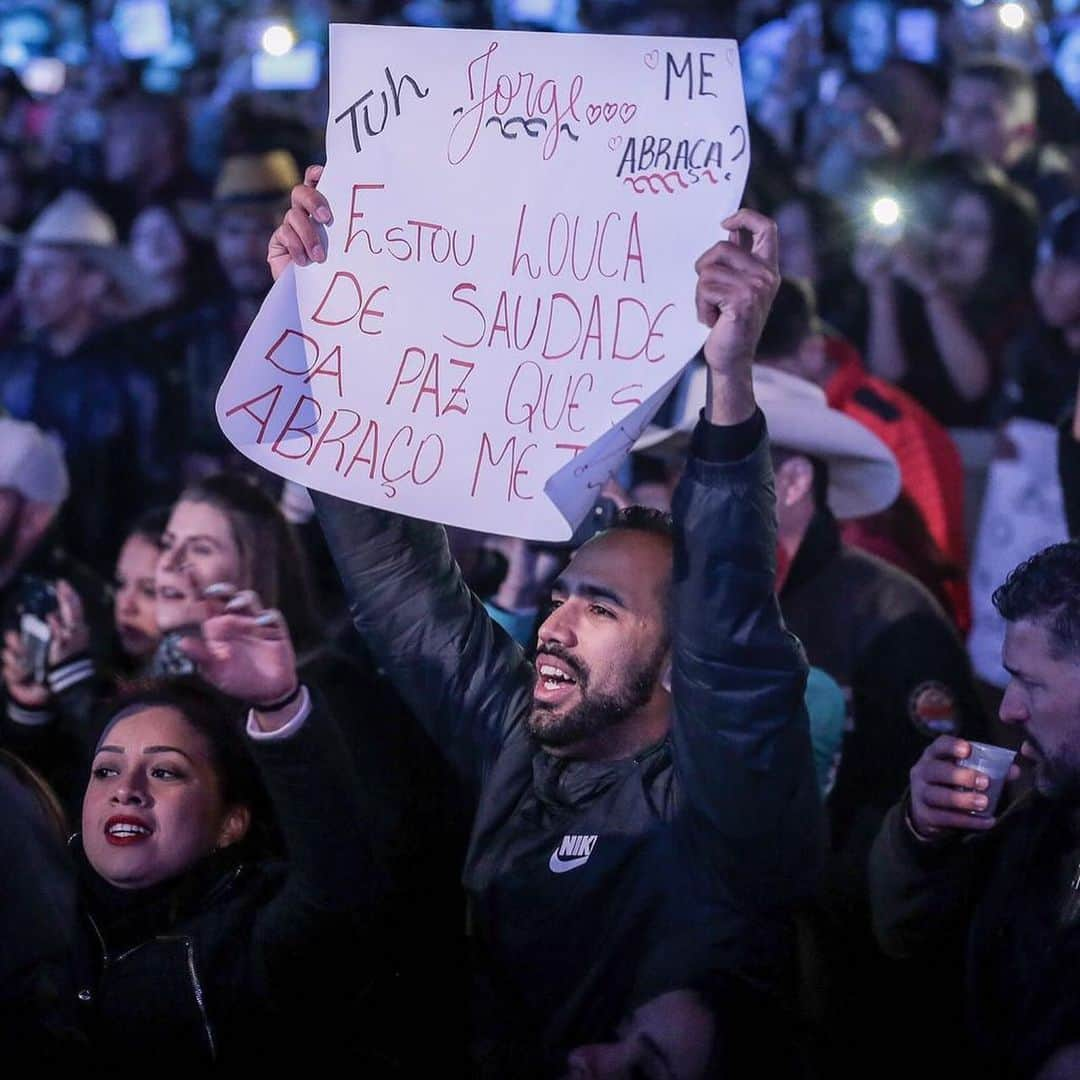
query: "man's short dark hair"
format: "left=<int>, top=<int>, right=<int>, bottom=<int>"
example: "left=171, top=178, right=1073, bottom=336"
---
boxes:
left=954, top=57, right=1036, bottom=113
left=757, top=278, right=818, bottom=361
left=992, top=541, right=1080, bottom=659
left=609, top=505, right=674, bottom=542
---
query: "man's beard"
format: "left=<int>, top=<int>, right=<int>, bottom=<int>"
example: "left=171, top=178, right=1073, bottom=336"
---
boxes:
left=1034, top=749, right=1080, bottom=803
left=527, top=640, right=667, bottom=749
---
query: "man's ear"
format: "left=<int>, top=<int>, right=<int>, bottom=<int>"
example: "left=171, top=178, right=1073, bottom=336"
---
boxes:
left=216, top=804, right=251, bottom=850
left=774, top=455, right=815, bottom=509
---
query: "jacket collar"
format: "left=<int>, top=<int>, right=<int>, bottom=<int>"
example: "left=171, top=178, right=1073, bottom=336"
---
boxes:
left=780, top=508, right=843, bottom=598
left=72, top=834, right=247, bottom=954
left=532, top=739, right=669, bottom=810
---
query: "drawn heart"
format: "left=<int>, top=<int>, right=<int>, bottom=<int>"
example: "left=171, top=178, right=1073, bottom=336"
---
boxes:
left=643, top=49, right=659, bottom=69
left=586, top=103, right=602, bottom=125
left=618, top=103, right=637, bottom=124
left=608, top=136, right=623, bottom=151
left=726, top=46, right=736, bottom=66
left=602, top=102, right=618, bottom=122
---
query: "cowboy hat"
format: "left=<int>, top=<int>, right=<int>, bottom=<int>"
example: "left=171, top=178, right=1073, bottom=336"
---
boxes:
left=635, top=362, right=901, bottom=519
left=0, top=418, right=69, bottom=506
left=213, top=150, right=300, bottom=205
left=23, top=190, right=152, bottom=307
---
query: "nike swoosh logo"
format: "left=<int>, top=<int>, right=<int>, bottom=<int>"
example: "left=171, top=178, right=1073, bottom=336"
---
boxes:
left=549, top=850, right=591, bottom=874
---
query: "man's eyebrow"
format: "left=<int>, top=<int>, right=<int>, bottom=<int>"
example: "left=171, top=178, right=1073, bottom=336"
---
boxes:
left=1004, top=663, right=1039, bottom=683
left=551, top=579, right=627, bottom=608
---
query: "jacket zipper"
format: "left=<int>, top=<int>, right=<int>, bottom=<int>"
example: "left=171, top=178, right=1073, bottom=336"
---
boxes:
left=160, top=936, right=217, bottom=1061
left=87, top=926, right=217, bottom=1060
left=1063, top=861, right=1080, bottom=928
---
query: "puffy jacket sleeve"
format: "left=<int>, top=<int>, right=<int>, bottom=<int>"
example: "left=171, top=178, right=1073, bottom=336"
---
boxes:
left=869, top=797, right=989, bottom=959
left=312, top=492, right=534, bottom=797
left=250, top=694, right=389, bottom=965
left=669, top=415, right=823, bottom=917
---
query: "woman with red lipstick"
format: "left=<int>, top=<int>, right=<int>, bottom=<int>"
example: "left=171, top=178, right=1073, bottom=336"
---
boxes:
left=67, top=588, right=393, bottom=1066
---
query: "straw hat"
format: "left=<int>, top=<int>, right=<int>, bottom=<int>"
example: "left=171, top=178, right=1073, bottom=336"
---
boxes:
left=636, top=363, right=901, bottom=519
left=23, top=190, right=151, bottom=306
left=0, top=419, right=69, bottom=506
left=213, top=150, right=300, bottom=205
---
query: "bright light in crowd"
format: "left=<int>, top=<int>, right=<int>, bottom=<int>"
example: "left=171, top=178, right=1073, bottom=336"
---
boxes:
left=998, top=2, right=1027, bottom=30
left=870, top=196, right=902, bottom=228
left=261, top=23, right=296, bottom=57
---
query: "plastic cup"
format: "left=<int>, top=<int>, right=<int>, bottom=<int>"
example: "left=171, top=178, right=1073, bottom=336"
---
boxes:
left=961, top=741, right=1016, bottom=818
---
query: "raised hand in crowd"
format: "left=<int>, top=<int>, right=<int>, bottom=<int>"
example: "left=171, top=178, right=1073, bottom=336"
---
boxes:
left=693, top=209, right=781, bottom=423
left=853, top=236, right=894, bottom=291
left=177, top=583, right=301, bottom=731
left=906, top=734, right=1022, bottom=839
left=2, top=580, right=90, bottom=710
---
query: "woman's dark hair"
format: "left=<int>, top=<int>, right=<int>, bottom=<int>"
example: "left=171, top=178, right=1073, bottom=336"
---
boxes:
left=1046, top=199, right=1080, bottom=263
left=176, top=473, right=322, bottom=650
left=0, top=749, right=67, bottom=841
left=912, top=153, right=1038, bottom=305
left=778, top=189, right=862, bottom=339
left=97, top=676, right=264, bottom=811
left=126, top=505, right=170, bottom=548
left=134, top=200, right=226, bottom=304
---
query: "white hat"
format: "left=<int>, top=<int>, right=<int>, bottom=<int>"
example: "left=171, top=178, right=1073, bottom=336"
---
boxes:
left=24, top=190, right=151, bottom=306
left=636, top=363, right=901, bottom=519
left=0, top=419, right=69, bottom=506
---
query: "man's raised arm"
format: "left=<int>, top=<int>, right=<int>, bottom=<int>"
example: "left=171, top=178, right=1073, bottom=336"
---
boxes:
left=268, top=169, right=533, bottom=796
left=672, top=212, right=822, bottom=912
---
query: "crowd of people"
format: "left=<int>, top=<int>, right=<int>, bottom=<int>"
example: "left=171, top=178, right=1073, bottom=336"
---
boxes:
left=0, top=0, right=1078, bottom=1075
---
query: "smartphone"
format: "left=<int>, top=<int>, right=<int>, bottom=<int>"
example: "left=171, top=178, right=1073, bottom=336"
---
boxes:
left=20, top=613, right=51, bottom=684
left=15, top=575, right=58, bottom=683
left=251, top=41, right=321, bottom=92
left=895, top=8, right=940, bottom=63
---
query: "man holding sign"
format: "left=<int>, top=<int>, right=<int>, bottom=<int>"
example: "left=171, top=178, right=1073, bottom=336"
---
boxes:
left=266, top=172, right=821, bottom=1075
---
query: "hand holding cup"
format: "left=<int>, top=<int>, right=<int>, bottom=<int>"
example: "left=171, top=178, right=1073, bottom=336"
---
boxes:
left=908, top=735, right=1021, bottom=840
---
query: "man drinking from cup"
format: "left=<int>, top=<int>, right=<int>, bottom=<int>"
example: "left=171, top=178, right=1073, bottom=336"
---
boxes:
left=870, top=540, right=1080, bottom=1079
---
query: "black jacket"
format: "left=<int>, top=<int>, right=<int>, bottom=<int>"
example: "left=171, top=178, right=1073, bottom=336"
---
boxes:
left=780, top=509, right=987, bottom=1073
left=0, top=760, right=80, bottom=1057
left=780, top=509, right=987, bottom=880
left=68, top=699, right=394, bottom=1067
left=871, top=794, right=1080, bottom=1078
left=314, top=413, right=822, bottom=1073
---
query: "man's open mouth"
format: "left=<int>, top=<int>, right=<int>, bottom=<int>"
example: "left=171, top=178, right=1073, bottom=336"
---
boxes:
left=537, top=652, right=580, bottom=686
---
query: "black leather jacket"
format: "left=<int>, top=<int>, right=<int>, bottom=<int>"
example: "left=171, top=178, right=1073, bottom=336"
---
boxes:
left=314, top=414, right=822, bottom=1073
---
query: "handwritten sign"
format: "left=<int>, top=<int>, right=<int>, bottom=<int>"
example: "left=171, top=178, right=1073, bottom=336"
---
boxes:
left=217, top=24, right=749, bottom=539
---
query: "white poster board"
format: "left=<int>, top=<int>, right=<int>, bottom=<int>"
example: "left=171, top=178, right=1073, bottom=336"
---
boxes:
left=968, top=419, right=1068, bottom=687
left=217, top=24, right=750, bottom=539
